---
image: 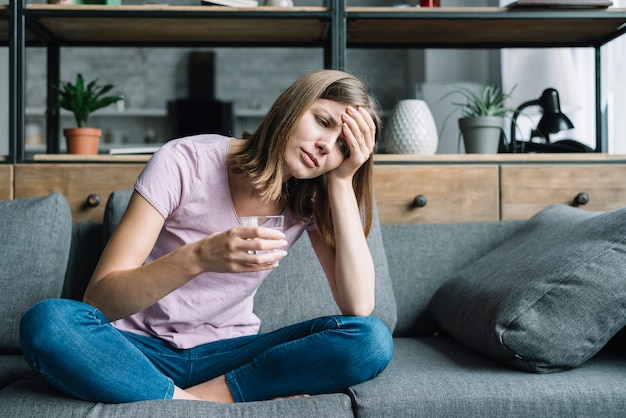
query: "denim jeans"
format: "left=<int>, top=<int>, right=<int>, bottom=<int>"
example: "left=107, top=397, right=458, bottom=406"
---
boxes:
left=20, top=299, right=393, bottom=403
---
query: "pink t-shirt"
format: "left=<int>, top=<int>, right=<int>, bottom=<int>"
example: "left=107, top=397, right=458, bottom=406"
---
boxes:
left=112, top=134, right=313, bottom=349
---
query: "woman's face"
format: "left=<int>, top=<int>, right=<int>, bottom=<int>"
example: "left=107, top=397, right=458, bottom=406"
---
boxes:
left=283, top=99, right=351, bottom=181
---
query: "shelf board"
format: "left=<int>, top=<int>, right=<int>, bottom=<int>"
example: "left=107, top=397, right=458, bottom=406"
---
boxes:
left=24, top=5, right=330, bottom=47
left=25, top=107, right=167, bottom=118
left=347, top=7, right=626, bottom=48
left=374, top=153, right=626, bottom=164
left=33, top=153, right=151, bottom=162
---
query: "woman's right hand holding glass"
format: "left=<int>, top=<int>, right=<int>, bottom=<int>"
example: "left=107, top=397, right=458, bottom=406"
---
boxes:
left=195, top=226, right=287, bottom=273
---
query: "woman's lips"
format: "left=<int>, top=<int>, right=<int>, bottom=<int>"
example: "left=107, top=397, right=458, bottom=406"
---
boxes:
left=302, top=149, right=319, bottom=168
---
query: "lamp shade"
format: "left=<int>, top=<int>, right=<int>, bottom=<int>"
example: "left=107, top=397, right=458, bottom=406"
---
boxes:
left=509, top=88, right=577, bottom=152
left=534, top=88, right=575, bottom=138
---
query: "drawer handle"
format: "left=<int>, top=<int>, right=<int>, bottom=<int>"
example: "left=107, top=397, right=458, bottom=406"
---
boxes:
left=411, top=194, right=428, bottom=208
left=86, top=194, right=101, bottom=208
left=573, top=192, right=589, bottom=206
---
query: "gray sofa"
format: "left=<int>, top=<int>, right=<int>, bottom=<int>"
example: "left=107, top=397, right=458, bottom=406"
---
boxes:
left=1, top=191, right=626, bottom=417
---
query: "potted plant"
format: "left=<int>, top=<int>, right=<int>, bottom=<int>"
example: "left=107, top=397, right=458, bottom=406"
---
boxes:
left=440, top=84, right=517, bottom=154
left=49, top=73, right=122, bottom=155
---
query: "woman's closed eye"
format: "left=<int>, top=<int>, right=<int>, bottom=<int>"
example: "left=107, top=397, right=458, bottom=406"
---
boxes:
left=316, top=116, right=329, bottom=128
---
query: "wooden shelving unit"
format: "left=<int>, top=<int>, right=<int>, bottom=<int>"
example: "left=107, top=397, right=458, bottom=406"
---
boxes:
left=3, top=1, right=626, bottom=162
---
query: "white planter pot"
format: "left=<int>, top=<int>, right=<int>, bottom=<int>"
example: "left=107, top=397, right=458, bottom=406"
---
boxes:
left=458, top=116, right=503, bottom=154
left=383, top=100, right=438, bottom=155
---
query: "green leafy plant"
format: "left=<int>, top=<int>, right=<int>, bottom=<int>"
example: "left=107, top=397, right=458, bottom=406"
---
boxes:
left=49, top=73, right=122, bottom=128
left=439, top=84, right=517, bottom=135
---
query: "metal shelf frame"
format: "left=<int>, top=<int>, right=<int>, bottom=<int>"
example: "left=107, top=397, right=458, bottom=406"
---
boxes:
left=4, top=1, right=626, bottom=162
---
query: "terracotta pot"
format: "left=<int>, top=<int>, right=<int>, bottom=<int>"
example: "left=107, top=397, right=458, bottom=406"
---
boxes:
left=63, top=128, right=102, bottom=155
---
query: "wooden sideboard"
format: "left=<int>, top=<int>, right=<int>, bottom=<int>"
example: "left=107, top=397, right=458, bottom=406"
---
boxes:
left=0, top=165, right=13, bottom=201
left=373, top=154, right=626, bottom=224
left=3, top=154, right=626, bottom=224
left=500, top=163, right=626, bottom=220
left=14, top=163, right=145, bottom=223
left=373, top=164, right=500, bottom=224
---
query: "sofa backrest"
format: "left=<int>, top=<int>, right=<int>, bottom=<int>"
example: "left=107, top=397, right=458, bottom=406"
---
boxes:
left=64, top=189, right=525, bottom=339
left=382, top=220, right=524, bottom=337
left=253, top=205, right=397, bottom=334
left=0, top=193, right=73, bottom=354
left=101, top=190, right=398, bottom=334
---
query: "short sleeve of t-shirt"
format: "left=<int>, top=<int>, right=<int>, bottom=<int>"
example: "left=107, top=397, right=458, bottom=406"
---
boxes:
left=134, top=138, right=201, bottom=219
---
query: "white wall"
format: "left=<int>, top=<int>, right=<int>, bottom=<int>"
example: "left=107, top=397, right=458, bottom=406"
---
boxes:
left=607, top=0, right=626, bottom=153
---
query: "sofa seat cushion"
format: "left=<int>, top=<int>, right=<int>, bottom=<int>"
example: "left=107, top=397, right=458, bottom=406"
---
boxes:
left=0, top=355, right=36, bottom=389
left=429, top=204, right=626, bottom=372
left=0, top=193, right=72, bottom=353
left=349, top=337, right=626, bottom=418
left=0, top=376, right=355, bottom=418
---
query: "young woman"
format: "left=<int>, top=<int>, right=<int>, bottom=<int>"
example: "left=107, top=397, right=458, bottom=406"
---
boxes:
left=20, top=69, right=393, bottom=403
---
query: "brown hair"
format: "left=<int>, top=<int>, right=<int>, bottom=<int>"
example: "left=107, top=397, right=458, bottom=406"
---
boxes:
left=229, top=69, right=381, bottom=250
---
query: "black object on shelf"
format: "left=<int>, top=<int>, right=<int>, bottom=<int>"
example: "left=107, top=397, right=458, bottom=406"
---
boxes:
left=168, top=100, right=233, bottom=138
left=505, top=88, right=592, bottom=153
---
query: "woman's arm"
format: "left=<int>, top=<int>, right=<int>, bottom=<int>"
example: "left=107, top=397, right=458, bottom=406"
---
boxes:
left=309, top=106, right=377, bottom=316
left=308, top=180, right=375, bottom=316
left=83, top=190, right=287, bottom=321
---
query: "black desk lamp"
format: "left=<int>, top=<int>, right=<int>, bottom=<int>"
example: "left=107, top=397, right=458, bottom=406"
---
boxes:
left=509, top=88, right=589, bottom=153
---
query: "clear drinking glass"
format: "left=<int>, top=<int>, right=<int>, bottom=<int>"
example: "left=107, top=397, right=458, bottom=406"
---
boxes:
left=240, top=215, right=284, bottom=231
left=240, top=215, right=285, bottom=256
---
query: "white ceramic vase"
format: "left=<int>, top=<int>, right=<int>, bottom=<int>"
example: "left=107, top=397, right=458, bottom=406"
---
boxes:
left=383, top=100, right=438, bottom=155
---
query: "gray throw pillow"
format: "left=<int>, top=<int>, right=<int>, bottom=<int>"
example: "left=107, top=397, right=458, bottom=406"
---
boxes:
left=428, top=204, right=626, bottom=373
left=0, top=193, right=72, bottom=352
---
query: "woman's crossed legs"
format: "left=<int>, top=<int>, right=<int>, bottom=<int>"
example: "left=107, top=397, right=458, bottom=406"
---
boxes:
left=20, top=299, right=393, bottom=403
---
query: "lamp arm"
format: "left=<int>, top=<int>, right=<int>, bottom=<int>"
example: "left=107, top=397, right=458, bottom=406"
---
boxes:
left=509, top=99, right=539, bottom=153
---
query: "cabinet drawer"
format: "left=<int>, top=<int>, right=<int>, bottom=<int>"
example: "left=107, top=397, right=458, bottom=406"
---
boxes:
left=373, top=164, right=499, bottom=224
left=15, top=164, right=145, bottom=222
left=501, top=164, right=626, bottom=220
left=0, top=165, right=13, bottom=200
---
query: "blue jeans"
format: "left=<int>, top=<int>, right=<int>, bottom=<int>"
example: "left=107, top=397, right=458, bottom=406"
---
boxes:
left=20, top=299, right=393, bottom=403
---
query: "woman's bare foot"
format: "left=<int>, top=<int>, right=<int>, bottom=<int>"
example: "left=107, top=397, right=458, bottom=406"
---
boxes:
left=174, top=375, right=235, bottom=403
left=173, top=387, right=202, bottom=401
left=173, top=375, right=311, bottom=402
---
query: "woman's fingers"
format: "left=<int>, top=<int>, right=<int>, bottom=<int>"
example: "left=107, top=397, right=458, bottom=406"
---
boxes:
left=199, top=227, right=287, bottom=273
left=342, top=106, right=375, bottom=160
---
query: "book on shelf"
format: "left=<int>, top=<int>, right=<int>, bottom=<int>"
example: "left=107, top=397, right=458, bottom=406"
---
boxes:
left=201, top=0, right=259, bottom=6
left=109, top=146, right=161, bottom=155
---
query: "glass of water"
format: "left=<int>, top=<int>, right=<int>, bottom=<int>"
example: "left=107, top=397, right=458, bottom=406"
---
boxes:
left=240, top=215, right=285, bottom=256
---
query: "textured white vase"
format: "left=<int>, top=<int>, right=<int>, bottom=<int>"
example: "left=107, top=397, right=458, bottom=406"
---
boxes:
left=383, top=100, right=438, bottom=154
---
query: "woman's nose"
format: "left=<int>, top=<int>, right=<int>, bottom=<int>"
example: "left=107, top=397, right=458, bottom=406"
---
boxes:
left=316, top=136, right=334, bottom=155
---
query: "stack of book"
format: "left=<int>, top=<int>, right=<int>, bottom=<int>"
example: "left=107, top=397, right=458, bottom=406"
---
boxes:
left=201, top=0, right=259, bottom=6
